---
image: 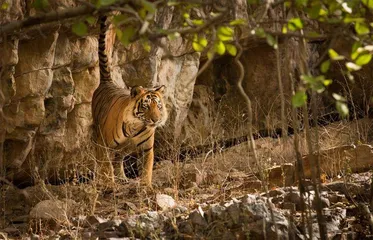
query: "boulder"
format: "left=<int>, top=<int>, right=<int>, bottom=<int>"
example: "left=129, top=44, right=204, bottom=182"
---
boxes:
left=15, top=32, right=58, bottom=74
left=29, top=199, right=77, bottom=223
left=72, top=67, right=99, bottom=104
left=157, top=53, right=200, bottom=141
left=0, top=39, right=19, bottom=66
left=53, top=34, right=72, bottom=68
left=300, top=144, right=373, bottom=179
left=156, top=194, right=177, bottom=211
left=71, top=36, right=98, bottom=72
left=14, top=69, right=53, bottom=100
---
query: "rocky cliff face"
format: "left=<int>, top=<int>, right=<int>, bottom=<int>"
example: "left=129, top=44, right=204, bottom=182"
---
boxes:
left=1, top=0, right=371, bottom=185
left=0, top=1, right=203, bottom=184
left=181, top=42, right=295, bottom=145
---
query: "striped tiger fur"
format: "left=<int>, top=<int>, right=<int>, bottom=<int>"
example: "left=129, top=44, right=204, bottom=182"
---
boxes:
left=92, top=15, right=168, bottom=186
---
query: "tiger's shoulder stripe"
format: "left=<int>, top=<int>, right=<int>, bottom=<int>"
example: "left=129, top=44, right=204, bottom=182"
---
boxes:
left=98, top=15, right=112, bottom=82
left=136, top=134, right=153, bottom=148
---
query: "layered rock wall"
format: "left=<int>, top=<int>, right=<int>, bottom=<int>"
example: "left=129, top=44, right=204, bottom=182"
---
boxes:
left=0, top=1, right=200, bottom=184
left=1, top=0, right=372, bottom=184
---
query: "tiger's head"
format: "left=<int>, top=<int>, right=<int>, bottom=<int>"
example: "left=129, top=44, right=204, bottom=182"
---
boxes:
left=131, top=85, right=168, bottom=127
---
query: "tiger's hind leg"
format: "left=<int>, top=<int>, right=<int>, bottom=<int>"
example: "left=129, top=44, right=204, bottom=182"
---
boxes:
left=95, top=138, right=115, bottom=187
left=113, top=152, right=128, bottom=183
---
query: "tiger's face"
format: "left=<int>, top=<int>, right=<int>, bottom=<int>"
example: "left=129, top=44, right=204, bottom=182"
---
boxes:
left=132, top=85, right=167, bottom=127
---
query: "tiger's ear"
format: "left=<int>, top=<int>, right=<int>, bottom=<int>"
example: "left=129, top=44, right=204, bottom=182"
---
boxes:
left=131, top=85, right=144, bottom=97
left=154, top=85, right=165, bottom=94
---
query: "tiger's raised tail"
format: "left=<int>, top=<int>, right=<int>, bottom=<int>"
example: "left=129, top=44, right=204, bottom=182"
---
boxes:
left=98, top=15, right=112, bottom=82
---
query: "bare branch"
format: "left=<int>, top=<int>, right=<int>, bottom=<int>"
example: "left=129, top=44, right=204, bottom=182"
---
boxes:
left=146, top=12, right=226, bottom=40
left=234, top=42, right=258, bottom=168
left=266, top=30, right=328, bottom=40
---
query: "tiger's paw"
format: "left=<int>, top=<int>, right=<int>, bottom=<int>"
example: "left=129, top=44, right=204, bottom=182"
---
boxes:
left=115, top=176, right=129, bottom=185
left=139, top=179, right=154, bottom=193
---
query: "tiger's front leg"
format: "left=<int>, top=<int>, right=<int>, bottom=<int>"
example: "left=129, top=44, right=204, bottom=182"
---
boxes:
left=139, top=147, right=154, bottom=186
left=136, top=134, right=155, bottom=187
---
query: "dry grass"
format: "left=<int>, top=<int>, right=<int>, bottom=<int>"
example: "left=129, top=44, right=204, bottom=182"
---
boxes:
left=1, top=116, right=373, bottom=238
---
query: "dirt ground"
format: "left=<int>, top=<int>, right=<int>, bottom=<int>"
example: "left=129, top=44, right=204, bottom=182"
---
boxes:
left=1, top=118, right=373, bottom=238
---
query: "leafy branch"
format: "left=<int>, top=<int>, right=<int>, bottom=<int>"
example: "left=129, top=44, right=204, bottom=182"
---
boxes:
left=0, top=0, right=131, bottom=36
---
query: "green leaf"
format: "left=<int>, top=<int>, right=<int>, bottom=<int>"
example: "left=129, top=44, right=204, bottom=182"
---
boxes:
left=192, top=42, right=204, bottom=52
left=167, top=32, right=180, bottom=41
left=295, top=0, right=307, bottom=7
left=218, top=26, right=234, bottom=36
left=193, top=34, right=198, bottom=42
left=207, top=50, right=215, bottom=60
left=282, top=26, right=288, bottom=34
left=364, top=45, right=373, bottom=51
left=336, top=101, right=349, bottom=117
left=288, top=18, right=303, bottom=31
left=1, top=2, right=9, bottom=10
left=328, top=49, right=344, bottom=60
left=217, top=26, right=234, bottom=41
left=117, top=26, right=136, bottom=46
left=86, top=16, right=96, bottom=25
left=323, top=79, right=333, bottom=86
left=301, top=74, right=313, bottom=83
left=100, top=0, right=116, bottom=6
left=321, top=60, right=330, bottom=73
left=319, top=8, right=328, bottom=16
left=141, top=0, right=156, bottom=13
left=341, top=2, right=352, bottom=13
left=112, top=15, right=127, bottom=25
left=355, top=53, right=372, bottom=66
left=355, top=22, right=370, bottom=35
left=344, top=17, right=365, bottom=24
left=292, top=90, right=307, bottom=108
left=192, top=19, right=204, bottom=26
left=218, top=34, right=233, bottom=42
left=32, top=0, right=49, bottom=9
left=142, top=40, right=151, bottom=52
left=138, top=8, right=147, bottom=19
left=307, top=4, right=321, bottom=19
left=252, top=27, right=266, bottom=37
left=301, top=75, right=326, bottom=93
left=362, top=0, right=373, bottom=9
left=116, top=28, right=123, bottom=39
left=351, top=51, right=360, bottom=60
left=229, top=19, right=247, bottom=26
left=347, top=72, right=355, bottom=81
left=351, top=42, right=362, bottom=58
left=199, top=37, right=208, bottom=47
left=346, top=62, right=362, bottom=71
left=214, top=41, right=226, bottom=55
left=183, top=13, right=190, bottom=19
left=167, top=1, right=180, bottom=6
left=72, top=22, right=87, bottom=36
left=266, top=34, right=277, bottom=49
left=332, top=93, right=346, bottom=101
left=226, top=44, right=237, bottom=56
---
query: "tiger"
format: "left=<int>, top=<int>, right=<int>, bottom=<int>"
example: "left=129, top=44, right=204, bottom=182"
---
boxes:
left=91, top=15, right=168, bottom=187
